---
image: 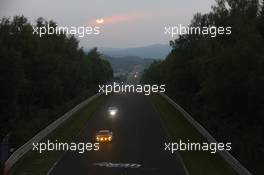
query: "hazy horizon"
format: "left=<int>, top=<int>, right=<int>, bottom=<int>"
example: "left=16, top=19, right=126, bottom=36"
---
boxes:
left=0, top=0, right=216, bottom=48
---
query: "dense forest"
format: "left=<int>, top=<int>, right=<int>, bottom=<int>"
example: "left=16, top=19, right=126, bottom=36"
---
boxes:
left=142, top=0, right=264, bottom=174
left=0, top=16, right=113, bottom=154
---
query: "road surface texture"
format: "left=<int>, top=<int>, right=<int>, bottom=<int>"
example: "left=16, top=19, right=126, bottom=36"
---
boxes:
left=49, top=93, right=186, bottom=175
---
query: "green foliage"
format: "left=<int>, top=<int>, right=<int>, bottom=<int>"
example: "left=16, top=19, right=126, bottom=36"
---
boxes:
left=0, top=16, right=113, bottom=148
left=142, top=0, right=264, bottom=174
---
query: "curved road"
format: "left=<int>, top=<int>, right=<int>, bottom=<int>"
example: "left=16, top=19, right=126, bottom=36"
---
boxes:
left=49, top=93, right=186, bottom=175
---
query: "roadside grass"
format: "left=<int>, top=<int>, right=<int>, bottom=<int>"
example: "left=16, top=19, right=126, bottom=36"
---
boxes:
left=10, top=95, right=108, bottom=175
left=150, top=94, right=238, bottom=175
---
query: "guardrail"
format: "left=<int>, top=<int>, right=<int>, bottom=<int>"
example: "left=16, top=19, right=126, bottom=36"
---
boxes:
left=4, top=93, right=100, bottom=175
left=160, top=93, right=252, bottom=175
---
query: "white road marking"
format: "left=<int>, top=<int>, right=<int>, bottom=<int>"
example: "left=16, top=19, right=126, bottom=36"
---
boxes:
left=93, top=162, right=141, bottom=168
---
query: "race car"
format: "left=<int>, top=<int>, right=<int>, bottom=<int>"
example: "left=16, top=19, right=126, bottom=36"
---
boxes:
left=95, top=130, right=113, bottom=142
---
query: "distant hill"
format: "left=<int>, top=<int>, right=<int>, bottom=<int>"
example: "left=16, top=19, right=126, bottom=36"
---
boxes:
left=96, top=44, right=171, bottom=59
left=101, top=55, right=155, bottom=74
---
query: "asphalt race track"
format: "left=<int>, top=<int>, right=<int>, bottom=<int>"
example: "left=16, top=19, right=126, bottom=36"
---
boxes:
left=49, top=93, right=187, bottom=175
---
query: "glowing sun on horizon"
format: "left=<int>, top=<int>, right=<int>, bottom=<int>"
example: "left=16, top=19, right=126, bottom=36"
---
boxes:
left=96, top=18, right=104, bottom=24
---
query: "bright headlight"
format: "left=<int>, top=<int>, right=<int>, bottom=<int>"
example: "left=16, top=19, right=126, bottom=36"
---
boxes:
left=110, top=110, right=116, bottom=116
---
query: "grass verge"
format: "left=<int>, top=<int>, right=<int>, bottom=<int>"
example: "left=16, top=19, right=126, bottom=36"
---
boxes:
left=150, top=94, right=238, bottom=175
left=10, top=95, right=107, bottom=175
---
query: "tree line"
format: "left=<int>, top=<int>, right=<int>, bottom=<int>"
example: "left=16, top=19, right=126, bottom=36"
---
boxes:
left=0, top=16, right=113, bottom=152
left=142, top=0, right=264, bottom=174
